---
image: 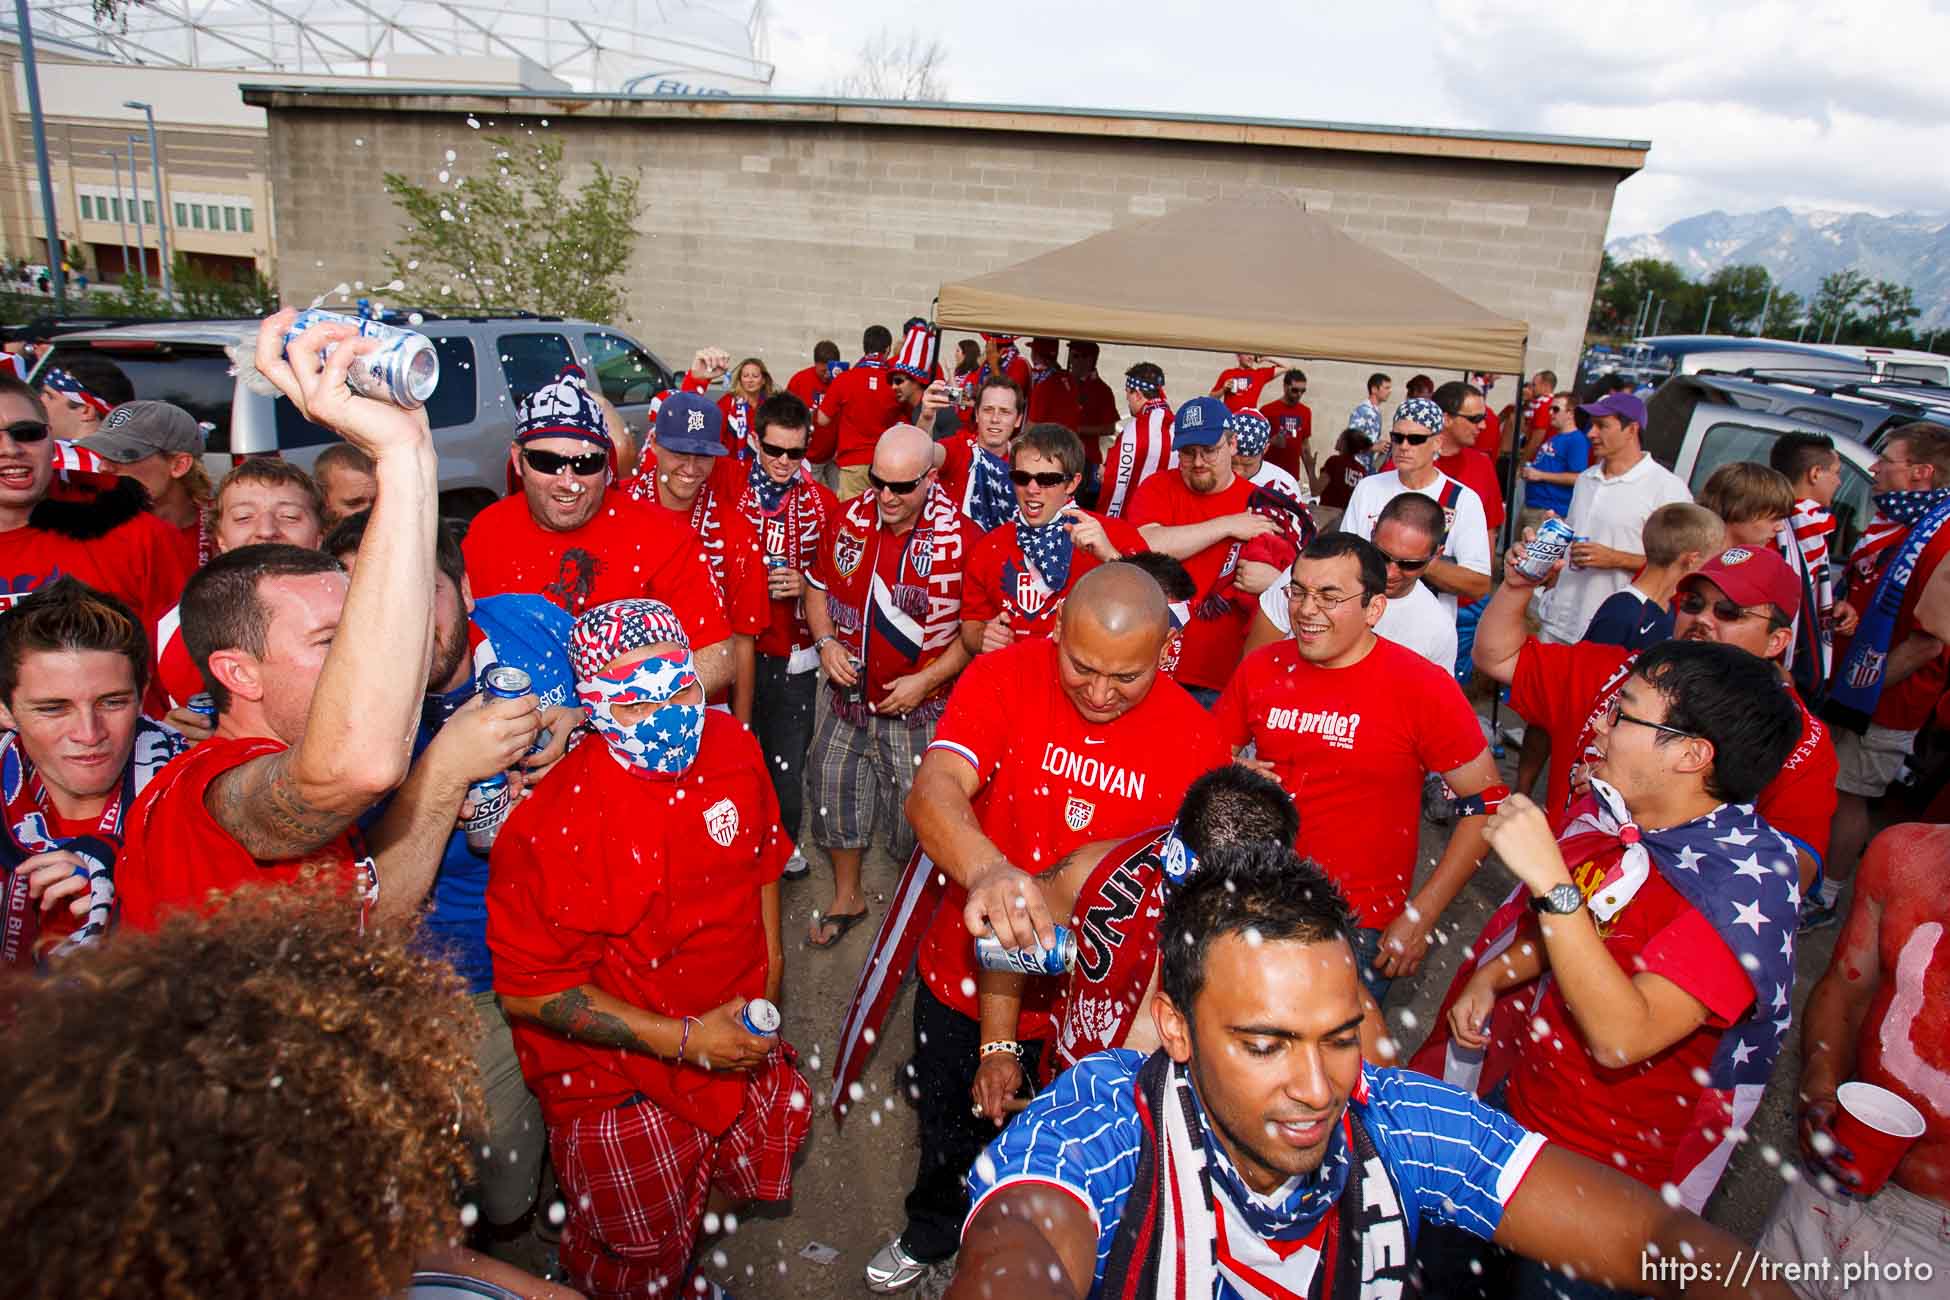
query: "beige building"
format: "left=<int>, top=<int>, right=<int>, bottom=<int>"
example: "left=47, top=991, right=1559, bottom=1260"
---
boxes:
left=245, top=87, right=1644, bottom=428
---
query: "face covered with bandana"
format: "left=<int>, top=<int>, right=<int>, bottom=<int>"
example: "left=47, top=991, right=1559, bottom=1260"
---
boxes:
left=570, top=599, right=706, bottom=777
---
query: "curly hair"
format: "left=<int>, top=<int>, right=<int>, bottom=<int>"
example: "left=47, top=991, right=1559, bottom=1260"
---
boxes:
left=0, top=884, right=484, bottom=1300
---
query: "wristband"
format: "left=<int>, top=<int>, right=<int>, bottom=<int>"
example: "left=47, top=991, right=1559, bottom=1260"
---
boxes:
left=979, top=1040, right=1022, bottom=1060
left=1450, top=783, right=1512, bottom=819
left=812, top=635, right=835, bottom=652
left=677, top=1015, right=699, bottom=1065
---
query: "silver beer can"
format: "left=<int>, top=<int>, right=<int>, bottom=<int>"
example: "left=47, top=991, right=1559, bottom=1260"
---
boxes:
left=283, top=308, right=440, bottom=409
left=974, top=925, right=1078, bottom=976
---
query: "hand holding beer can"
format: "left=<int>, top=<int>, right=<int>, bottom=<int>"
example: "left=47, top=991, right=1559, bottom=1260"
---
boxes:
left=480, top=663, right=551, bottom=755
left=1512, top=516, right=1576, bottom=583
left=975, top=924, right=1078, bottom=977
left=739, top=998, right=782, bottom=1037
left=282, top=308, right=439, bottom=409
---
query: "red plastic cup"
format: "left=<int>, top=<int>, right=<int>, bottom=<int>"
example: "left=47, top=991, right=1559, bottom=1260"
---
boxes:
left=1831, top=1081, right=1926, bottom=1197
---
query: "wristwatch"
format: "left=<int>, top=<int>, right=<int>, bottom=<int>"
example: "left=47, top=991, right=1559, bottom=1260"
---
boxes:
left=1530, top=883, right=1585, bottom=916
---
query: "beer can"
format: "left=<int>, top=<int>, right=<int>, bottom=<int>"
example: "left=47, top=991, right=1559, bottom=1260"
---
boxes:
left=739, top=998, right=781, bottom=1036
left=1512, top=516, right=1577, bottom=583
left=185, top=692, right=217, bottom=721
left=282, top=308, right=440, bottom=409
left=480, top=663, right=550, bottom=755
left=463, top=771, right=511, bottom=854
left=974, top=926, right=1078, bottom=976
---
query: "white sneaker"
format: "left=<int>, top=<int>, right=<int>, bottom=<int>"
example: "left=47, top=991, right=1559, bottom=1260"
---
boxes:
left=782, top=850, right=810, bottom=881
left=864, top=1237, right=934, bottom=1293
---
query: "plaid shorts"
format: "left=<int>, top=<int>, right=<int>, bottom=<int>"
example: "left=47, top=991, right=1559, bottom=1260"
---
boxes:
left=807, top=698, right=934, bottom=862
left=549, top=1049, right=811, bottom=1300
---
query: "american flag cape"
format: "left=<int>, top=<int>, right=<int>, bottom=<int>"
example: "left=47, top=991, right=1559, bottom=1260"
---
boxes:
left=1409, top=780, right=1799, bottom=1211
left=831, top=844, right=946, bottom=1125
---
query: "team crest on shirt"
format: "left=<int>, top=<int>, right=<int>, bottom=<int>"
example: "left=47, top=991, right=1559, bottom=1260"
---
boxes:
left=1065, top=796, right=1095, bottom=832
left=911, top=539, right=935, bottom=578
left=703, top=797, right=741, bottom=847
left=834, top=530, right=866, bottom=578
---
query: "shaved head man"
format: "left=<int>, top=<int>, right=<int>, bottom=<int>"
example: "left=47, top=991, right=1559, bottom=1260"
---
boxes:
left=864, top=558, right=1229, bottom=1292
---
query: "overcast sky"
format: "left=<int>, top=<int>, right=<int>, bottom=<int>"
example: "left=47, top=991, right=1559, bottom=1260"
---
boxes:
left=764, top=0, right=1950, bottom=241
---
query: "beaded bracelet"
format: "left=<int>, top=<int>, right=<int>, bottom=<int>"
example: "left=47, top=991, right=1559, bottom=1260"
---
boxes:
left=678, top=1015, right=699, bottom=1064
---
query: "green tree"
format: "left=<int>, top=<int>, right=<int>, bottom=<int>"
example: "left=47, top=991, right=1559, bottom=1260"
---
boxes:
left=1590, top=256, right=1698, bottom=337
left=382, top=135, right=643, bottom=324
left=1809, top=268, right=1871, bottom=341
left=1860, top=279, right=1921, bottom=342
left=1760, top=287, right=1806, bottom=338
left=1704, top=264, right=1770, bottom=333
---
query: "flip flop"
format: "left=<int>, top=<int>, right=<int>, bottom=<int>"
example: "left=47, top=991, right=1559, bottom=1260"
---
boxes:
left=807, top=908, right=869, bottom=949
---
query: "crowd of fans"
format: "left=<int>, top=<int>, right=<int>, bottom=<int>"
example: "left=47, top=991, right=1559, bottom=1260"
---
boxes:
left=1, top=313, right=1947, bottom=1300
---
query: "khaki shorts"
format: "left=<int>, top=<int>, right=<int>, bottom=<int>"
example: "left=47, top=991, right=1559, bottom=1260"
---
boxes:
left=1756, top=1168, right=1950, bottom=1300
left=1834, top=724, right=1918, bottom=798
left=836, top=462, right=873, bottom=501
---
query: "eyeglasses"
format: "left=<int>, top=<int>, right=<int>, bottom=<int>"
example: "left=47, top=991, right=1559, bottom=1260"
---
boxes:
left=1010, top=469, right=1071, bottom=488
left=1875, top=456, right=1914, bottom=469
left=523, top=448, right=607, bottom=477
left=1, top=420, right=49, bottom=443
left=868, top=470, right=925, bottom=495
left=1375, top=547, right=1434, bottom=572
left=1458, top=412, right=1487, bottom=424
left=1604, top=699, right=1699, bottom=741
left=1674, top=590, right=1772, bottom=623
left=1392, top=431, right=1436, bottom=447
left=1287, top=585, right=1364, bottom=611
left=758, top=440, right=808, bottom=460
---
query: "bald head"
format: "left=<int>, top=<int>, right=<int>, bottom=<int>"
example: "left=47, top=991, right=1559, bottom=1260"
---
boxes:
left=1061, top=563, right=1172, bottom=643
left=872, top=423, right=934, bottom=480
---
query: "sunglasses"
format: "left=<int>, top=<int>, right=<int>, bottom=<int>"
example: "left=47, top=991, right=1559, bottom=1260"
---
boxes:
left=1009, top=469, right=1071, bottom=488
left=1393, top=431, right=1437, bottom=446
left=1459, top=412, right=1487, bottom=424
left=523, top=448, right=607, bottom=477
left=2, top=420, right=49, bottom=443
left=759, top=440, right=808, bottom=460
left=1674, top=591, right=1772, bottom=623
left=1376, top=547, right=1434, bottom=572
left=868, top=471, right=925, bottom=495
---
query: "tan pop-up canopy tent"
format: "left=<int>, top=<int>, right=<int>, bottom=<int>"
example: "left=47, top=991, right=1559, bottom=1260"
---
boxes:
left=936, top=188, right=1528, bottom=373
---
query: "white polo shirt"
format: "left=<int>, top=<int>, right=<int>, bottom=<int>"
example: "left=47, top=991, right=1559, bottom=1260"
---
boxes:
left=1340, top=468, right=1492, bottom=617
left=1540, top=451, right=1692, bottom=645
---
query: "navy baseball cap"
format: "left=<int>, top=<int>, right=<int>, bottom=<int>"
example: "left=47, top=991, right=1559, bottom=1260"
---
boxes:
left=1578, top=391, right=1647, bottom=428
left=1173, top=395, right=1232, bottom=448
left=654, top=391, right=727, bottom=457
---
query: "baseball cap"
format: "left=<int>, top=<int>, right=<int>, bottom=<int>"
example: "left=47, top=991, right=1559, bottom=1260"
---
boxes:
left=77, top=401, right=204, bottom=462
left=1577, top=391, right=1647, bottom=428
left=653, top=391, right=727, bottom=457
left=514, top=365, right=613, bottom=451
left=1679, top=546, right=1801, bottom=622
left=1172, top=395, right=1232, bottom=449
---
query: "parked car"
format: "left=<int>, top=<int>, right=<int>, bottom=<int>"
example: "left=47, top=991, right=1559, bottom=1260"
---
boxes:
left=29, top=312, right=678, bottom=520
left=1641, top=371, right=1950, bottom=555
left=1808, top=344, right=1950, bottom=387
left=1604, top=335, right=1871, bottom=392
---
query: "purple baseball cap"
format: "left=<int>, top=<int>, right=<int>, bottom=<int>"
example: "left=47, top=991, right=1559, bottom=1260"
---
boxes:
left=1578, top=391, right=1647, bottom=428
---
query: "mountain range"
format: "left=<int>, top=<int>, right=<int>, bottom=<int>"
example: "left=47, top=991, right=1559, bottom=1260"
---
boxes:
left=1606, top=207, right=1950, bottom=330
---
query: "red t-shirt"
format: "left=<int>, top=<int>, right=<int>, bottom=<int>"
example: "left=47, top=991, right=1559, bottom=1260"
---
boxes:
left=154, top=601, right=199, bottom=708
left=819, top=358, right=906, bottom=467
left=963, top=511, right=1148, bottom=640
left=1436, top=445, right=1505, bottom=533
left=1126, top=470, right=1257, bottom=690
left=1319, top=453, right=1366, bottom=510
left=166, top=516, right=204, bottom=577
left=1837, top=519, right=1950, bottom=731
left=737, top=473, right=839, bottom=660
left=488, top=713, right=790, bottom=1131
left=1211, top=365, right=1278, bottom=412
left=919, top=638, right=1228, bottom=1028
left=1212, top=636, right=1486, bottom=926
left=461, top=490, right=731, bottom=650
left=1505, top=854, right=1754, bottom=1188
left=1077, top=377, right=1119, bottom=468
left=1259, top=399, right=1313, bottom=481
left=1027, top=369, right=1084, bottom=431
left=1510, top=639, right=1838, bottom=864
left=116, top=736, right=378, bottom=933
left=786, top=364, right=830, bottom=414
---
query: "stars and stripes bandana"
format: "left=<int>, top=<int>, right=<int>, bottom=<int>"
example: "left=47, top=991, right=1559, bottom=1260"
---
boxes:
left=1125, top=374, right=1163, bottom=397
left=1225, top=409, right=1272, bottom=458
left=747, top=459, right=794, bottom=513
left=570, top=600, right=703, bottom=777
left=1827, top=487, right=1950, bottom=734
left=965, top=444, right=1019, bottom=533
left=40, top=367, right=112, bottom=417
left=1016, top=513, right=1074, bottom=593
left=1412, top=778, right=1797, bottom=1211
left=1393, top=397, right=1443, bottom=436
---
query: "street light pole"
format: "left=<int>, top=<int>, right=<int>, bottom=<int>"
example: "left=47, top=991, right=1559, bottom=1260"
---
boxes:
left=107, top=149, right=131, bottom=282
left=16, top=0, right=65, bottom=307
left=127, top=136, right=147, bottom=283
left=124, top=101, right=173, bottom=304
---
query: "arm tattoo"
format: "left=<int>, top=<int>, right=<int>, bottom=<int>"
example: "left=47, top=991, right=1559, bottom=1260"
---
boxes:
left=208, top=749, right=354, bottom=861
left=1036, top=844, right=1089, bottom=880
left=538, top=987, right=654, bottom=1054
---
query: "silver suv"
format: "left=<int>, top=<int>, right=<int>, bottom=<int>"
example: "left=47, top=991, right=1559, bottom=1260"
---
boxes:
left=33, top=313, right=677, bottom=519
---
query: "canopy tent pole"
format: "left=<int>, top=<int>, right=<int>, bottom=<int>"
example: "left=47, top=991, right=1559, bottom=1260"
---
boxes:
left=1485, top=334, right=1528, bottom=759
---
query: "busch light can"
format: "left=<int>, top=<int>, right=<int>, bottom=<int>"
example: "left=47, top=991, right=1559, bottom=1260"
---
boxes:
left=282, top=308, right=439, bottom=409
left=975, top=925, right=1078, bottom=976
left=739, top=998, right=781, bottom=1036
left=1512, top=516, right=1577, bottom=583
left=481, top=663, right=550, bottom=754
left=463, top=771, right=511, bottom=854
left=185, top=692, right=217, bottom=721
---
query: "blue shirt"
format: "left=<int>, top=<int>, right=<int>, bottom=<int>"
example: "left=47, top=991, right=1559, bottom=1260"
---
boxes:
left=410, top=594, right=575, bottom=993
left=966, top=1050, right=1546, bottom=1293
left=1582, top=588, right=1675, bottom=650
left=1526, top=429, right=1590, bottom=517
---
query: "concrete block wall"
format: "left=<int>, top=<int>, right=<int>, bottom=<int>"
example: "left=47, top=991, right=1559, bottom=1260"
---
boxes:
left=264, top=106, right=1622, bottom=457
